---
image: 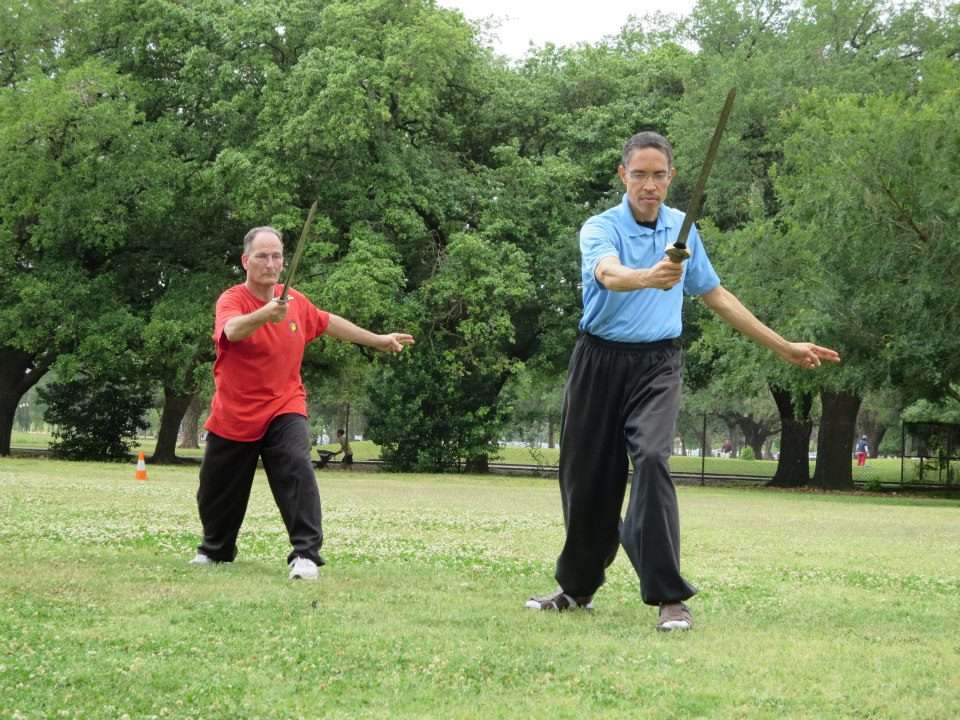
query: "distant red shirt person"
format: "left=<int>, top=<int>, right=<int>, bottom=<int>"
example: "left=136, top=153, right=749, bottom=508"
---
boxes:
left=190, top=226, right=413, bottom=580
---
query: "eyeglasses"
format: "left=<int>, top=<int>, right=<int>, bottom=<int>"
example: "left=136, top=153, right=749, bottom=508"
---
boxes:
left=251, top=253, right=283, bottom=263
left=629, top=171, right=670, bottom=184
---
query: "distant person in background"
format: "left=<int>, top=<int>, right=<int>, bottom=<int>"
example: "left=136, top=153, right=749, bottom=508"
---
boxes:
left=334, top=429, right=353, bottom=470
left=855, top=435, right=869, bottom=466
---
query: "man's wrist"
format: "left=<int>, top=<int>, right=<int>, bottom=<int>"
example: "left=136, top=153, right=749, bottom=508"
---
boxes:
left=769, top=336, right=791, bottom=358
left=634, top=268, right=651, bottom=290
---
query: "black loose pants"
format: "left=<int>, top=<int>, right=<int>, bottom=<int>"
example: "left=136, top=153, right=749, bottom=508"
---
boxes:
left=196, top=413, right=324, bottom=565
left=555, top=333, right=697, bottom=605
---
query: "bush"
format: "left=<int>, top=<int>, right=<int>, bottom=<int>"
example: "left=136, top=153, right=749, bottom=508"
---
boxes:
left=740, top=446, right=756, bottom=461
left=864, top=478, right=884, bottom=492
left=366, top=349, right=508, bottom=472
left=41, top=371, right=153, bottom=461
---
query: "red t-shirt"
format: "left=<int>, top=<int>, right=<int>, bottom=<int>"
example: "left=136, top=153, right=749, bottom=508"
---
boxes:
left=204, top=284, right=330, bottom=441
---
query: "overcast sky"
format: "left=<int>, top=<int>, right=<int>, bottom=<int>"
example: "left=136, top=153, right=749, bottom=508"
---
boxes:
left=437, top=0, right=697, bottom=59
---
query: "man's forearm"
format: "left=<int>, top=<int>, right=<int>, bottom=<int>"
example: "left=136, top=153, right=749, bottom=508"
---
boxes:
left=326, top=313, right=382, bottom=348
left=596, top=256, right=668, bottom=291
left=595, top=256, right=682, bottom=292
left=597, top=263, right=649, bottom=291
left=224, top=306, right=272, bottom=342
left=700, top=286, right=789, bottom=357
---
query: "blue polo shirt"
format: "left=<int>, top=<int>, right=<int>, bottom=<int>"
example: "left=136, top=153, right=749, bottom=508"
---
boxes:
left=579, top=195, right=720, bottom=342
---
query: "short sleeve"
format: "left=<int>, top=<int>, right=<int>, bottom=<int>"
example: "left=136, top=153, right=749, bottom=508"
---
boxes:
left=682, top=225, right=721, bottom=296
left=212, top=290, right=245, bottom=345
left=295, top=291, right=330, bottom=342
left=580, top=217, right=620, bottom=284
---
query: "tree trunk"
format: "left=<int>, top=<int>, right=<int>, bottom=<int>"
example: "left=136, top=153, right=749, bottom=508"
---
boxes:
left=811, top=391, right=861, bottom=490
left=763, top=438, right=774, bottom=459
left=857, top=410, right=888, bottom=459
left=0, top=393, right=17, bottom=457
left=0, top=347, right=52, bottom=456
left=547, top=416, right=556, bottom=449
left=867, top=427, right=886, bottom=459
left=768, top=386, right=813, bottom=487
left=151, top=387, right=193, bottom=463
left=178, top=394, right=202, bottom=449
left=744, top=427, right=766, bottom=460
left=721, top=412, right=777, bottom=459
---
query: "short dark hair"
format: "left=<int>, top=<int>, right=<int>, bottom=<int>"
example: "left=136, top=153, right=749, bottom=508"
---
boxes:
left=621, top=131, right=673, bottom=168
left=337, top=429, right=345, bottom=435
left=243, top=226, right=282, bottom=254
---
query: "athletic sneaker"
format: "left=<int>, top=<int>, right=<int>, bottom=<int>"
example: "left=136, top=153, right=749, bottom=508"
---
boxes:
left=189, top=552, right=216, bottom=566
left=525, top=588, right=593, bottom=611
left=288, top=556, right=319, bottom=581
left=657, top=602, right=693, bottom=632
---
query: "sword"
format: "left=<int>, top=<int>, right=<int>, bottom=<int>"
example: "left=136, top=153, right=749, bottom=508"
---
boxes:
left=666, top=88, right=737, bottom=263
left=278, top=200, right=318, bottom=302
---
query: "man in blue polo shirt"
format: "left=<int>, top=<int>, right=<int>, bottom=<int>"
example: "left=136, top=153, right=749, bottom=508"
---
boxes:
left=526, top=131, right=840, bottom=631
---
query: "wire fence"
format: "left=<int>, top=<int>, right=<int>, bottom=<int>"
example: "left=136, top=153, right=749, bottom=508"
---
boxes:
left=666, top=416, right=959, bottom=493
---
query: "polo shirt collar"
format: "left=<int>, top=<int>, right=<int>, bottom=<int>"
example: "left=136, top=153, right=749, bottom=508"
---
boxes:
left=618, top=194, right=675, bottom=236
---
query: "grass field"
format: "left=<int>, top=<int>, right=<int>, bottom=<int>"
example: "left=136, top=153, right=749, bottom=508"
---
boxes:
left=1, top=458, right=958, bottom=719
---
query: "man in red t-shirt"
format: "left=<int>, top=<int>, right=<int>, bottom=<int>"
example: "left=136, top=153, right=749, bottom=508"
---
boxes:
left=190, top=226, right=414, bottom=580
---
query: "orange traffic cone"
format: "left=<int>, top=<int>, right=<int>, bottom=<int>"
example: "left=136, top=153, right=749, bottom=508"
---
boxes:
left=135, top=451, right=148, bottom=481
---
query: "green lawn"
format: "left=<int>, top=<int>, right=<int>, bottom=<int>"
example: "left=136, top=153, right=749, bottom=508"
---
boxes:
left=1, top=458, right=958, bottom=719
left=8, top=431, right=51, bottom=449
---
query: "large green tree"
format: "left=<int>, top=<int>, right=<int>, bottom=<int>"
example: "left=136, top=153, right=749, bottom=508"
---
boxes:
left=0, top=55, right=179, bottom=455
left=675, top=0, right=959, bottom=488
left=775, top=58, right=960, bottom=486
left=0, top=0, right=269, bottom=456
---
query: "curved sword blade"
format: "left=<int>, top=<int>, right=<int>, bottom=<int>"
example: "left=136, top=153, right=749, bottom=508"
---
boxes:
left=673, top=88, right=737, bottom=253
left=279, top=200, right=319, bottom=301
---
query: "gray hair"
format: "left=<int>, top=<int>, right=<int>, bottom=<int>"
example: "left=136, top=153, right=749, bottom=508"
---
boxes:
left=621, top=131, right=674, bottom=168
left=243, top=226, right=283, bottom=254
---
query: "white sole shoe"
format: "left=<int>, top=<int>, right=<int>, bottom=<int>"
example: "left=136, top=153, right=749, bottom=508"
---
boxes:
left=288, top=557, right=319, bottom=581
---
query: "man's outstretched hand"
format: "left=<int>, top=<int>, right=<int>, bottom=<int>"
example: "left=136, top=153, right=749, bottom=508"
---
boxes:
left=373, top=333, right=415, bottom=353
left=781, top=342, right=841, bottom=369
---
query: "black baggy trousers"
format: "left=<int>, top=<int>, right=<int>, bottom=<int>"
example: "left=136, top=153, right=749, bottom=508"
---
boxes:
left=196, top=413, right=324, bottom=566
left=555, top=333, right=697, bottom=606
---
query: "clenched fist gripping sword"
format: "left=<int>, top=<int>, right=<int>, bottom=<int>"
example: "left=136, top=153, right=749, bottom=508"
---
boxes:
left=278, top=200, right=319, bottom=303
left=665, top=88, right=737, bottom=264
